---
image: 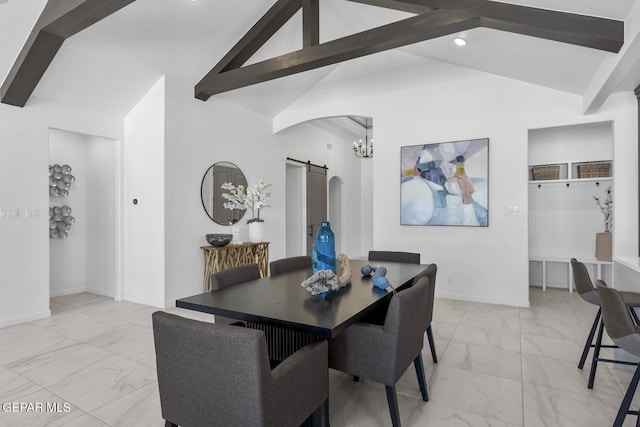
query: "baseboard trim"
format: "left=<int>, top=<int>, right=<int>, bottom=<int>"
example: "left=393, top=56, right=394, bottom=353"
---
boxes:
left=85, top=287, right=114, bottom=298
left=49, top=287, right=114, bottom=299
left=436, top=292, right=530, bottom=308
left=49, top=288, right=86, bottom=298
left=0, top=309, right=51, bottom=328
left=124, top=294, right=165, bottom=308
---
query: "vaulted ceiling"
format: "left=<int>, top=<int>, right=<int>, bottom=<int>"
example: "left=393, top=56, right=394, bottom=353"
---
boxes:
left=0, top=0, right=638, bottom=118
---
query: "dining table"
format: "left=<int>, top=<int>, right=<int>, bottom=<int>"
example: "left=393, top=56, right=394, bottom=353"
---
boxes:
left=176, top=259, right=429, bottom=339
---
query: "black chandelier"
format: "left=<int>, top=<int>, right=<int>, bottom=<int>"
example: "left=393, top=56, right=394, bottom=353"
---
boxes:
left=353, top=117, right=373, bottom=159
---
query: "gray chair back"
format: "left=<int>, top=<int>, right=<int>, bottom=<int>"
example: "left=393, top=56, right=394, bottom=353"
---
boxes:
left=368, top=250, right=420, bottom=264
left=210, top=263, right=261, bottom=292
left=571, top=258, right=599, bottom=305
left=153, top=312, right=270, bottom=427
left=413, top=264, right=437, bottom=324
left=596, top=282, right=640, bottom=356
left=153, top=311, right=329, bottom=427
left=383, top=277, right=430, bottom=381
left=270, top=255, right=312, bottom=277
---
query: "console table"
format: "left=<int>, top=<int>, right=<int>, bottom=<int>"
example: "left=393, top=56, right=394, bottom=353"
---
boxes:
left=200, top=242, right=269, bottom=292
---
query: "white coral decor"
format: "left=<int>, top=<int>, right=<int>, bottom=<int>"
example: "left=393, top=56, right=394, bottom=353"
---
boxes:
left=301, top=270, right=341, bottom=295
left=301, top=254, right=352, bottom=295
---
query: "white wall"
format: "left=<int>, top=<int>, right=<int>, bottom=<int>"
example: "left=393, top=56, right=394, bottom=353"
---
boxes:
left=0, top=99, right=123, bottom=327
left=124, top=77, right=166, bottom=307
left=529, top=122, right=613, bottom=166
left=86, top=135, right=117, bottom=296
left=274, top=54, right=638, bottom=307
left=163, top=77, right=286, bottom=304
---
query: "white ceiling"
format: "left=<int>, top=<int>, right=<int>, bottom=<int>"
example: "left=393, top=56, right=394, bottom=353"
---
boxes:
left=0, top=0, right=638, bottom=118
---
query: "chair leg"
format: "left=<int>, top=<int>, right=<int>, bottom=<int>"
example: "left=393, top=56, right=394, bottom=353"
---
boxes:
left=630, top=307, right=640, bottom=326
left=426, top=325, right=438, bottom=363
left=353, top=375, right=360, bottom=382
left=385, top=385, right=401, bottom=427
left=614, top=363, right=640, bottom=427
left=324, top=398, right=330, bottom=427
left=413, top=354, right=429, bottom=402
left=588, top=317, right=605, bottom=389
left=165, top=421, right=178, bottom=427
left=309, top=399, right=330, bottom=427
left=579, top=308, right=601, bottom=369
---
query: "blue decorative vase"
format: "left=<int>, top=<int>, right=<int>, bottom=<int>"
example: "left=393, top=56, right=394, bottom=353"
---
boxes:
left=312, top=221, right=336, bottom=273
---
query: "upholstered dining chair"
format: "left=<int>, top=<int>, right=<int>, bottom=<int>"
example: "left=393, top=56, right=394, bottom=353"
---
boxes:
left=270, top=255, right=312, bottom=277
left=368, top=250, right=420, bottom=264
left=210, top=263, right=261, bottom=325
left=328, top=277, right=431, bottom=427
left=153, top=312, right=329, bottom=427
left=413, top=264, right=438, bottom=363
left=571, top=258, right=640, bottom=389
left=596, top=282, right=640, bottom=427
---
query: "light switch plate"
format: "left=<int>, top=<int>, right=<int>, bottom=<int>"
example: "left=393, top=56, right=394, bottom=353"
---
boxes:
left=505, top=206, right=519, bottom=216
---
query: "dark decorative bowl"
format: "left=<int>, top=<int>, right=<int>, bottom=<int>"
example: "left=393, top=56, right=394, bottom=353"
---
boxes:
left=206, top=233, right=233, bottom=247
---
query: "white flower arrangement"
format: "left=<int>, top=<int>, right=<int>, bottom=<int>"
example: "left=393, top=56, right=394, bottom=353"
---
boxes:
left=221, top=180, right=271, bottom=223
left=594, top=186, right=612, bottom=232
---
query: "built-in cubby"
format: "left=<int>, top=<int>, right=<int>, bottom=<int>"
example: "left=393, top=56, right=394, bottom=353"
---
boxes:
left=528, top=122, right=613, bottom=291
left=528, top=160, right=612, bottom=183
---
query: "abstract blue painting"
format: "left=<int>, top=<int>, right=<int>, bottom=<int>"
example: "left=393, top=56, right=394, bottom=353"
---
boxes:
left=401, top=138, right=489, bottom=227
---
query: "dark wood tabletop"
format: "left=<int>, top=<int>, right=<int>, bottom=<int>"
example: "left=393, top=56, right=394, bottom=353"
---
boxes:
left=176, top=259, right=429, bottom=338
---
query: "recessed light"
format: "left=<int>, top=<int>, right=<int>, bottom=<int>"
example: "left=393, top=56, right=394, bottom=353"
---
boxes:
left=454, top=37, right=467, bottom=46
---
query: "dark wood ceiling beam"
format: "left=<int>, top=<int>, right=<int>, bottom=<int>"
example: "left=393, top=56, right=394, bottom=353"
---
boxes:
left=478, top=2, right=624, bottom=53
left=196, top=9, right=479, bottom=100
left=345, top=0, right=435, bottom=15
left=206, top=0, right=303, bottom=76
left=303, top=0, right=320, bottom=47
left=197, top=0, right=624, bottom=100
left=1, top=0, right=136, bottom=107
left=391, top=0, right=624, bottom=52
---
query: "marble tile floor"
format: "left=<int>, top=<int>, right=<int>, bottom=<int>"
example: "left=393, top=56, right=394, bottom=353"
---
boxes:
left=0, top=288, right=638, bottom=426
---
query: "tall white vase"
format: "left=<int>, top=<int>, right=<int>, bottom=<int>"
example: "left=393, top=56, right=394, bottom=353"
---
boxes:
left=249, top=221, right=264, bottom=243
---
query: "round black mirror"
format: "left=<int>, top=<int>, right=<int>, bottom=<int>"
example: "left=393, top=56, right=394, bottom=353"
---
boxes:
left=201, top=161, right=248, bottom=225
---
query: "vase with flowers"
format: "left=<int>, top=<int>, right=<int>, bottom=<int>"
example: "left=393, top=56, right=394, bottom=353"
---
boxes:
left=221, top=180, right=271, bottom=243
left=594, top=186, right=612, bottom=261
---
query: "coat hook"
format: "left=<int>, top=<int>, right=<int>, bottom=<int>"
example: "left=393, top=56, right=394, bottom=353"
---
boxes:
left=538, top=184, right=541, bottom=189
left=596, top=181, right=600, bottom=187
left=566, top=183, right=570, bottom=188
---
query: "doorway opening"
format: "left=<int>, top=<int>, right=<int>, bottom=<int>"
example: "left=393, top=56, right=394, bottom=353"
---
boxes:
left=49, top=128, right=120, bottom=305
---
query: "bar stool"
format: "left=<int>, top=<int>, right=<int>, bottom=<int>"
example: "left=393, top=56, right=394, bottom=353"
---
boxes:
left=596, top=282, right=640, bottom=427
left=571, top=259, right=640, bottom=389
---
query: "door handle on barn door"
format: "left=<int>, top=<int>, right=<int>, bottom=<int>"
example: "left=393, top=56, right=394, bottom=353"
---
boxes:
left=308, top=225, right=314, bottom=236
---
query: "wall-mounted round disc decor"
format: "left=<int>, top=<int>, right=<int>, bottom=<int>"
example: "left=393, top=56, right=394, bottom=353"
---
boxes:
left=49, top=164, right=76, bottom=239
left=49, top=164, right=75, bottom=197
left=49, top=205, right=75, bottom=239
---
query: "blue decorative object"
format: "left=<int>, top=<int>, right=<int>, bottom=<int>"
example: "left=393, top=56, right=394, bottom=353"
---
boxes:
left=373, top=266, right=387, bottom=277
left=361, top=265, right=373, bottom=276
left=312, top=221, right=336, bottom=273
left=373, top=276, right=389, bottom=289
